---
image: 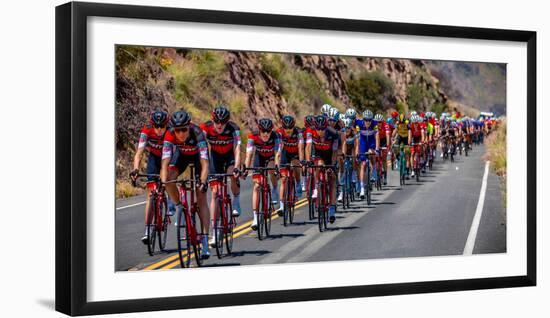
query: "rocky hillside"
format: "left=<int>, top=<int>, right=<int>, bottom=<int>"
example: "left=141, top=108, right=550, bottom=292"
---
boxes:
left=115, top=46, right=468, bottom=183
left=426, top=61, right=506, bottom=116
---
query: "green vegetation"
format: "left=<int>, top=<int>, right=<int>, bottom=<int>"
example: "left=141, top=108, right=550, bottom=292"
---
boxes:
left=346, top=71, right=394, bottom=113
left=483, top=121, right=507, bottom=206
left=431, top=102, right=447, bottom=117
left=259, top=53, right=334, bottom=117
left=116, top=180, right=143, bottom=199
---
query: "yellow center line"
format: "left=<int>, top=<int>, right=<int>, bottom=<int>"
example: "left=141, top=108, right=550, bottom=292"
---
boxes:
left=141, top=197, right=309, bottom=271
left=159, top=199, right=310, bottom=270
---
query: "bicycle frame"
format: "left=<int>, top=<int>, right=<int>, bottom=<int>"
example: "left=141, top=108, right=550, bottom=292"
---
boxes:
left=310, top=164, right=335, bottom=232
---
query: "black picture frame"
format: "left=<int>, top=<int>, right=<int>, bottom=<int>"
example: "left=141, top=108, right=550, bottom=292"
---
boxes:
left=55, top=1, right=536, bottom=316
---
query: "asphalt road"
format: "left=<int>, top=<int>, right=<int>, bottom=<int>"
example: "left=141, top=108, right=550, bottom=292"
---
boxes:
left=115, top=144, right=505, bottom=271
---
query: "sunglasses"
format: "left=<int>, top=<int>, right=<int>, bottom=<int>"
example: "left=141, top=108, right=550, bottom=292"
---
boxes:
left=213, top=119, right=226, bottom=125
left=259, top=129, right=271, bottom=134
left=153, top=124, right=167, bottom=129
left=174, top=127, right=189, bottom=133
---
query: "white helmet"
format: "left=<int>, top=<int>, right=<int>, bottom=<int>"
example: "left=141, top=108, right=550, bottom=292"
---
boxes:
left=339, top=113, right=346, bottom=121
left=321, top=104, right=332, bottom=115
left=343, top=117, right=353, bottom=128
left=328, top=107, right=340, bottom=120
left=345, top=108, right=357, bottom=119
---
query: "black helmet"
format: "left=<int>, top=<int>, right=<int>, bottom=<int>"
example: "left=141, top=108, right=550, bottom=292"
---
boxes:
left=314, top=115, right=328, bottom=130
left=211, top=106, right=230, bottom=124
left=150, top=110, right=169, bottom=127
left=304, top=115, right=315, bottom=128
left=257, top=118, right=274, bottom=132
left=281, top=115, right=296, bottom=129
left=170, top=110, right=191, bottom=128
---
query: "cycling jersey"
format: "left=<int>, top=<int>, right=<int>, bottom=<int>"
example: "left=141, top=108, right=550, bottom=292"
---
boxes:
left=276, top=127, right=303, bottom=155
left=410, top=123, right=423, bottom=138
left=356, top=119, right=378, bottom=160
left=396, top=121, right=409, bottom=138
left=343, top=128, right=357, bottom=155
left=306, top=127, right=339, bottom=164
left=377, top=121, right=392, bottom=147
left=162, top=124, right=209, bottom=161
left=200, top=120, right=241, bottom=155
left=137, top=125, right=166, bottom=158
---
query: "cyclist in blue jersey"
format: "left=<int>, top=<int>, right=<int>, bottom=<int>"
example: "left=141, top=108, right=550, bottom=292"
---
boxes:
left=355, top=109, right=379, bottom=199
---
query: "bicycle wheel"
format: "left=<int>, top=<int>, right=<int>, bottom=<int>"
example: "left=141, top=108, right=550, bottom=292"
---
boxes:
left=265, top=190, right=272, bottom=237
left=214, top=197, right=224, bottom=259
left=317, top=182, right=325, bottom=232
left=288, top=177, right=295, bottom=224
left=189, top=212, right=202, bottom=267
left=225, top=205, right=235, bottom=254
left=158, top=197, right=169, bottom=251
left=283, top=178, right=289, bottom=227
left=308, top=174, right=315, bottom=220
left=257, top=189, right=264, bottom=240
left=176, top=208, right=190, bottom=268
left=146, top=196, right=157, bottom=256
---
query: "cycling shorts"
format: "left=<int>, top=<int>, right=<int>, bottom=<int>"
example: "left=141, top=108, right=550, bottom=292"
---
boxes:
left=168, top=149, right=202, bottom=180
left=312, top=151, right=334, bottom=166
left=146, top=153, right=162, bottom=184
left=209, top=151, right=235, bottom=174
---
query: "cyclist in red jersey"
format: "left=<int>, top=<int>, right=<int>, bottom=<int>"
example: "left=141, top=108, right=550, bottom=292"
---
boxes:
left=409, top=114, right=426, bottom=178
left=200, top=106, right=243, bottom=217
left=130, top=110, right=174, bottom=245
left=161, top=110, right=212, bottom=259
left=305, top=115, right=339, bottom=223
left=243, top=118, right=281, bottom=230
left=276, top=115, right=304, bottom=211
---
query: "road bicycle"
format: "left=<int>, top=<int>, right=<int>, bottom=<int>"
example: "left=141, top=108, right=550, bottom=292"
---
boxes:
left=358, top=152, right=375, bottom=205
left=339, top=154, right=355, bottom=209
left=166, top=165, right=204, bottom=268
left=411, top=142, right=422, bottom=182
left=279, top=163, right=301, bottom=226
left=132, top=173, right=171, bottom=256
left=209, top=172, right=237, bottom=259
left=309, top=163, right=337, bottom=232
left=305, top=165, right=316, bottom=220
left=244, top=166, right=277, bottom=240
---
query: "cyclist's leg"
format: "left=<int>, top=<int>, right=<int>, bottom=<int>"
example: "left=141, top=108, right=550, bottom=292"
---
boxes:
left=291, top=157, right=302, bottom=197
left=267, top=158, right=278, bottom=204
left=250, top=155, right=263, bottom=229
left=279, top=151, right=290, bottom=211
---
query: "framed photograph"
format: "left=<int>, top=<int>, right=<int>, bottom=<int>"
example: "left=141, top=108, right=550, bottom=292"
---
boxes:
left=56, top=1, right=536, bottom=316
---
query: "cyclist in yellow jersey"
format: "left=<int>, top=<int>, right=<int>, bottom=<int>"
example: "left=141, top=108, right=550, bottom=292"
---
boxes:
left=392, top=113, right=412, bottom=178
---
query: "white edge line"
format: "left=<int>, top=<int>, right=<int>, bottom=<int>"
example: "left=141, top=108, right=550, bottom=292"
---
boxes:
left=463, top=161, right=490, bottom=255
left=116, top=201, right=146, bottom=210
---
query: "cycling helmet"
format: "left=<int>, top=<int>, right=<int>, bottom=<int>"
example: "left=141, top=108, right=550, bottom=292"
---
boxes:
left=342, top=117, right=353, bottom=128
left=398, top=113, right=406, bottom=122
left=339, top=113, right=346, bottom=122
left=281, top=115, right=296, bottom=129
left=150, top=110, right=169, bottom=127
left=321, top=104, right=332, bottom=115
left=328, top=107, right=339, bottom=120
left=304, top=115, right=315, bottom=128
left=374, top=113, right=384, bottom=122
left=170, top=110, right=191, bottom=128
left=211, top=106, right=230, bottom=124
left=391, top=111, right=399, bottom=119
left=363, top=109, right=374, bottom=120
left=419, top=112, right=425, bottom=118
left=345, top=108, right=357, bottom=119
left=431, top=112, right=437, bottom=119
left=386, top=117, right=394, bottom=125
left=314, top=115, right=328, bottom=130
left=258, top=118, right=274, bottom=132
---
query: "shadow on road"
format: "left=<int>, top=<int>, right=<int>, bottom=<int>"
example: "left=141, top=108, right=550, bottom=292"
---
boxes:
left=327, top=225, right=359, bottom=231
left=229, top=250, right=271, bottom=257
left=264, top=233, right=305, bottom=240
left=372, top=201, right=396, bottom=205
left=201, top=262, right=241, bottom=267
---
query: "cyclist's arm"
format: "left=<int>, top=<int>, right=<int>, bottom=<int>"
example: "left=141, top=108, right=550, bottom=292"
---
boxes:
left=274, top=136, right=281, bottom=167
left=133, top=132, right=148, bottom=171
left=233, top=130, right=242, bottom=169
left=331, top=136, right=339, bottom=164
left=375, top=131, right=380, bottom=151
left=341, top=132, right=347, bottom=155
left=160, top=140, right=173, bottom=183
left=245, top=137, right=254, bottom=168
left=408, top=129, right=412, bottom=145
left=305, top=130, right=312, bottom=162
left=298, top=131, right=305, bottom=162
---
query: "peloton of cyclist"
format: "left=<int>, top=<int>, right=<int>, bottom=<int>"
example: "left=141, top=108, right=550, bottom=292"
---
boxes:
left=392, top=113, right=411, bottom=178
left=375, top=113, right=391, bottom=185
left=161, top=110, right=211, bottom=259
left=243, top=118, right=281, bottom=231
